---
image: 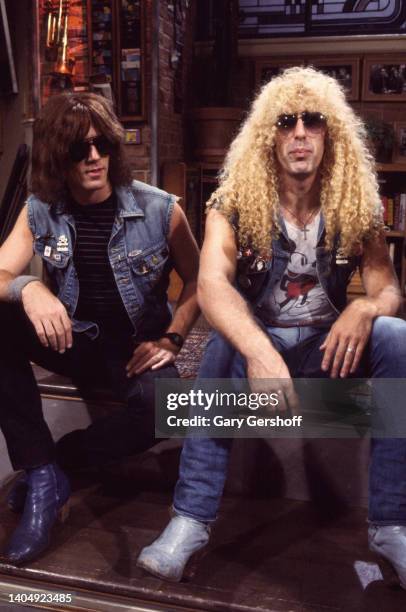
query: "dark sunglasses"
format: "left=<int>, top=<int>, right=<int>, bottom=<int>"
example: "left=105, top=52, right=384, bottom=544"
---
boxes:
left=69, top=135, right=114, bottom=163
left=276, top=111, right=327, bottom=133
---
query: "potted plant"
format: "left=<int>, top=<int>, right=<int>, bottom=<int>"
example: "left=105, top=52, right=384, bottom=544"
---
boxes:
left=190, top=0, right=243, bottom=162
left=365, top=117, right=395, bottom=164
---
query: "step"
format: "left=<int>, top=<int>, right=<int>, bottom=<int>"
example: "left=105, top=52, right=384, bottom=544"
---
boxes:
left=0, top=483, right=404, bottom=612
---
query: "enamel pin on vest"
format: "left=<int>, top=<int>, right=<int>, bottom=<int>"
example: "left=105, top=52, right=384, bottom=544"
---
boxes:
left=56, top=235, right=69, bottom=252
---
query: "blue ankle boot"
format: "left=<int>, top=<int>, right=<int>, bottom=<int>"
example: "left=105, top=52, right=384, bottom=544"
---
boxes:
left=4, top=463, right=70, bottom=565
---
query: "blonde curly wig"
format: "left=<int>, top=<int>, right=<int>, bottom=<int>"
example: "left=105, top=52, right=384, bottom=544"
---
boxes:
left=208, top=66, right=383, bottom=255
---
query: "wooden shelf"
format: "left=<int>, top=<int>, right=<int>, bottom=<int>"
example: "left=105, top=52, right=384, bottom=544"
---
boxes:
left=377, top=163, right=406, bottom=172
left=385, top=230, right=405, bottom=237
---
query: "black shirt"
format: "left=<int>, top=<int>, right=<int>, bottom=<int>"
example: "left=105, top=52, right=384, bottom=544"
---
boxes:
left=70, top=193, right=133, bottom=335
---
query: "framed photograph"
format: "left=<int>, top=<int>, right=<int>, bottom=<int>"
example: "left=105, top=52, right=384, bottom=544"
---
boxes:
left=255, top=59, right=302, bottom=89
left=362, top=57, right=406, bottom=102
left=393, top=122, right=406, bottom=163
left=308, top=57, right=360, bottom=101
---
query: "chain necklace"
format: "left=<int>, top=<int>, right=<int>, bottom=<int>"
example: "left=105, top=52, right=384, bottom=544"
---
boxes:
left=280, top=204, right=320, bottom=240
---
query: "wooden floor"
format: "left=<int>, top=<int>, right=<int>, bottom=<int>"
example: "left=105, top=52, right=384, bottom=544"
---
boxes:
left=0, top=458, right=405, bottom=612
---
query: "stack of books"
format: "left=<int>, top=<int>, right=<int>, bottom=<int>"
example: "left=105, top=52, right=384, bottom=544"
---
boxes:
left=381, top=193, right=406, bottom=232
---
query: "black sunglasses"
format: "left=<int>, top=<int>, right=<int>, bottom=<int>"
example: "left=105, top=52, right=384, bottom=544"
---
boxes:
left=276, top=111, right=327, bottom=133
left=69, top=135, right=114, bottom=163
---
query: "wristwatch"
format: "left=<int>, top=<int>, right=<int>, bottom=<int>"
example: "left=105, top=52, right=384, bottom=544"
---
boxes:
left=162, top=332, right=184, bottom=348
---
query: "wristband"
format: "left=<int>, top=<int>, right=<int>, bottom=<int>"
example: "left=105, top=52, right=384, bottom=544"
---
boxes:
left=162, top=332, right=184, bottom=348
left=8, top=275, right=40, bottom=302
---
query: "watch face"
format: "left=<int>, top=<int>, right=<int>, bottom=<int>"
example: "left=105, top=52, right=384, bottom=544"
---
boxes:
left=165, top=332, right=184, bottom=348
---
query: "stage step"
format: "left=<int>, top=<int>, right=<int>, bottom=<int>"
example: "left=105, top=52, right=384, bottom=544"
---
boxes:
left=0, top=575, right=196, bottom=611
left=0, top=478, right=404, bottom=612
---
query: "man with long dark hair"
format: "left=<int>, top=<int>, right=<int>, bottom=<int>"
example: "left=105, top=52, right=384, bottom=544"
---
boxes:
left=0, top=92, right=199, bottom=564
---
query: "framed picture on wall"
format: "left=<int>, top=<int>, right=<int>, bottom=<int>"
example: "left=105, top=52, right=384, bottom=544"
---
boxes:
left=362, top=57, right=406, bottom=102
left=254, top=59, right=303, bottom=89
left=308, top=57, right=360, bottom=101
left=393, top=122, right=406, bottom=163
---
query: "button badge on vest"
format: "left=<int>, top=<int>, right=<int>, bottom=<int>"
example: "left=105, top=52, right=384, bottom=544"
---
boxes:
left=56, top=235, right=69, bottom=253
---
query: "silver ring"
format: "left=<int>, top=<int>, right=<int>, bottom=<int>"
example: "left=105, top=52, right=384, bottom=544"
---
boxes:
left=347, top=347, right=354, bottom=353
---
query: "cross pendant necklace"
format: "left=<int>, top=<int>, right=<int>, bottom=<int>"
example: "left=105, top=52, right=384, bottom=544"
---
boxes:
left=280, top=205, right=320, bottom=240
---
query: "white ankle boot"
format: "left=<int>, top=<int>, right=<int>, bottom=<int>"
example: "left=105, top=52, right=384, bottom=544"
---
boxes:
left=369, top=524, right=406, bottom=589
left=137, top=514, right=210, bottom=582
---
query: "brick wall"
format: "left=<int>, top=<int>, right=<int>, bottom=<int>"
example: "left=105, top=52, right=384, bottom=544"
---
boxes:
left=125, top=0, right=153, bottom=185
left=159, top=2, right=182, bottom=165
left=125, top=0, right=194, bottom=186
left=158, top=1, right=194, bottom=173
left=125, top=125, right=152, bottom=185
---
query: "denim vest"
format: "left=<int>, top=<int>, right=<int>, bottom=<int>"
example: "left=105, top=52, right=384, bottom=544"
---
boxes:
left=236, top=215, right=361, bottom=317
left=27, top=180, right=176, bottom=339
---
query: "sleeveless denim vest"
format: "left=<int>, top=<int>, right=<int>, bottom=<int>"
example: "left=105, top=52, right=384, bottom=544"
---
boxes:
left=26, top=180, right=176, bottom=339
left=236, top=214, right=361, bottom=317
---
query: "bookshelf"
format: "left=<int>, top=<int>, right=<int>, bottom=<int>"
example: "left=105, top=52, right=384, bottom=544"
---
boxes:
left=348, top=166, right=406, bottom=296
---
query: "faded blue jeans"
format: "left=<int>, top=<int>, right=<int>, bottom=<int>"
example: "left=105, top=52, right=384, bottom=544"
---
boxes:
left=173, top=316, right=406, bottom=525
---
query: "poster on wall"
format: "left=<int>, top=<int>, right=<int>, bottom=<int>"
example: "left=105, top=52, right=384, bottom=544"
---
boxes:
left=309, top=57, right=360, bottom=101
left=362, top=56, right=406, bottom=102
left=255, top=59, right=301, bottom=88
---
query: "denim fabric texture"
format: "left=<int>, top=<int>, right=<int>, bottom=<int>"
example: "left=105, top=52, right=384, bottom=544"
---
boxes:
left=26, top=180, right=176, bottom=339
left=173, top=216, right=406, bottom=525
left=0, top=180, right=179, bottom=471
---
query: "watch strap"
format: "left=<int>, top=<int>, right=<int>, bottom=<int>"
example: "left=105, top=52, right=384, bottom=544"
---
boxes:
left=162, top=332, right=184, bottom=348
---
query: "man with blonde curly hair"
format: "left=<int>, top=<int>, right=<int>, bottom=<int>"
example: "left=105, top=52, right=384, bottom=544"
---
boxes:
left=138, top=67, right=406, bottom=586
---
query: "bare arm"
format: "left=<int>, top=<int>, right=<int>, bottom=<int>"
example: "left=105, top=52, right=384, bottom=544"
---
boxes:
left=0, top=205, right=36, bottom=299
left=126, top=202, right=200, bottom=375
left=358, top=233, right=401, bottom=316
left=197, top=209, right=296, bottom=411
left=197, top=208, right=274, bottom=360
left=0, top=205, right=72, bottom=352
left=321, top=235, right=401, bottom=377
left=165, top=202, right=200, bottom=338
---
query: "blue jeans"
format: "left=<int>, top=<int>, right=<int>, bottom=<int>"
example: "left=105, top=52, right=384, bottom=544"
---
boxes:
left=173, top=316, right=406, bottom=524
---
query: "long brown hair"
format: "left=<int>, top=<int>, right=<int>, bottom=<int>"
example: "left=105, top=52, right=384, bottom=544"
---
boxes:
left=31, top=92, right=133, bottom=204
